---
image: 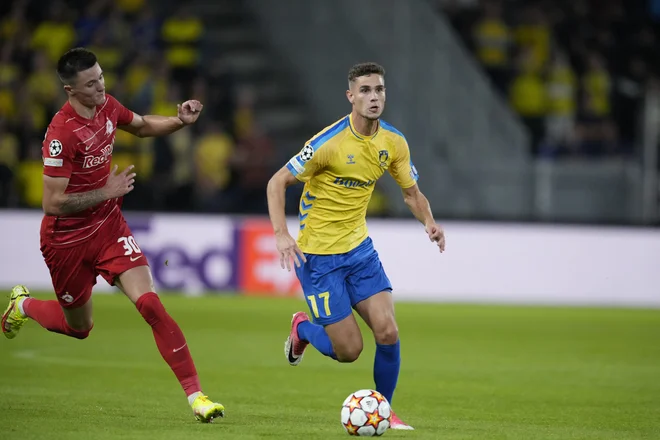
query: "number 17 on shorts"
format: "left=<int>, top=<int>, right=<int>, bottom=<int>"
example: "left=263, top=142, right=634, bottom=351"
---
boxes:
left=306, top=291, right=331, bottom=319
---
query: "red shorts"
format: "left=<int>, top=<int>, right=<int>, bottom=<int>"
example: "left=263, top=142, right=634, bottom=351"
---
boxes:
left=41, top=215, right=149, bottom=308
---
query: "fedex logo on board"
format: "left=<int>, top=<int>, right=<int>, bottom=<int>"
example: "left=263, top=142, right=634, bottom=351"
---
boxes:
left=125, top=215, right=300, bottom=296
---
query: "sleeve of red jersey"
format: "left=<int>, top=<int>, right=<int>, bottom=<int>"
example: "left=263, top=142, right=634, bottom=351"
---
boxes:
left=106, top=94, right=134, bottom=126
left=42, top=126, right=77, bottom=179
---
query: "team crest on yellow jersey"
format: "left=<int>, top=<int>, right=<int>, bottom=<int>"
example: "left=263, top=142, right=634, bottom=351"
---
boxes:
left=378, top=150, right=389, bottom=167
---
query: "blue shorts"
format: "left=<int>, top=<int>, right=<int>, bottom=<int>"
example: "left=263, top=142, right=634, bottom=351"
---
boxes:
left=295, top=237, right=392, bottom=326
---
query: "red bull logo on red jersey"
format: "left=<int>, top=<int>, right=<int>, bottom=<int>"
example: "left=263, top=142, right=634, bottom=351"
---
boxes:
left=83, top=142, right=113, bottom=168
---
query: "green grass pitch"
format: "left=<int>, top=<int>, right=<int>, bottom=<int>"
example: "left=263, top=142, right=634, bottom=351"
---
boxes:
left=0, top=293, right=659, bottom=439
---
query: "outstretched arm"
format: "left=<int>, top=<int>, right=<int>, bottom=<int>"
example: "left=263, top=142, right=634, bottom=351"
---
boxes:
left=120, top=100, right=204, bottom=138
left=402, top=184, right=445, bottom=252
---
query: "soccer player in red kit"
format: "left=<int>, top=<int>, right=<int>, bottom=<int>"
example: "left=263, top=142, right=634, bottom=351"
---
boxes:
left=1, top=48, right=225, bottom=423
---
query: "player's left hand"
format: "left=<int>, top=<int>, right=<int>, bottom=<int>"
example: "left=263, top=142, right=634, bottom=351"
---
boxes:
left=425, top=222, right=445, bottom=253
left=177, top=100, right=204, bottom=125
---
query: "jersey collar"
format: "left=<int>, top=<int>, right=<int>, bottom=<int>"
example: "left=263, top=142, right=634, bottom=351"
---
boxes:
left=348, top=113, right=380, bottom=141
left=62, top=98, right=105, bottom=122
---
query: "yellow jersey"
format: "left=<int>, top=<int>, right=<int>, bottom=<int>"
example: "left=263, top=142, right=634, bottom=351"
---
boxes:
left=287, top=114, right=418, bottom=255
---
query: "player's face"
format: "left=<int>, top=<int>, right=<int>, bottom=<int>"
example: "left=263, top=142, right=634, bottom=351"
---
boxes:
left=66, top=63, right=106, bottom=107
left=347, top=74, right=386, bottom=121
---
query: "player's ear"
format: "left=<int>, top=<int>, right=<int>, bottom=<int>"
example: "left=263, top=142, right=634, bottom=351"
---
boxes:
left=346, top=89, right=354, bottom=105
left=63, top=85, right=73, bottom=97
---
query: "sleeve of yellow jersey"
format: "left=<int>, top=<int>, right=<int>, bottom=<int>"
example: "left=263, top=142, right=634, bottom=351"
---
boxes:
left=286, top=142, right=330, bottom=182
left=388, top=136, right=419, bottom=189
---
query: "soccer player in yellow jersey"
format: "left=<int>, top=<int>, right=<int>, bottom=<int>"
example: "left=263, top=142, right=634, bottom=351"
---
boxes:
left=266, top=62, right=445, bottom=430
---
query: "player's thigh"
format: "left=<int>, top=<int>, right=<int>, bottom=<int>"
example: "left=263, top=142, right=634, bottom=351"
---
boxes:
left=95, top=219, right=153, bottom=304
left=345, top=239, right=392, bottom=308
left=324, top=313, right=364, bottom=362
left=345, top=239, right=397, bottom=344
left=115, top=266, right=156, bottom=304
left=42, top=243, right=96, bottom=330
left=295, top=254, right=362, bottom=358
left=353, top=291, right=398, bottom=345
left=62, top=297, right=95, bottom=331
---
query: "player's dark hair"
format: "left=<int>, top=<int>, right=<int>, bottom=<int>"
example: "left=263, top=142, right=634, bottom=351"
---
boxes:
left=56, top=48, right=98, bottom=85
left=348, top=62, right=385, bottom=83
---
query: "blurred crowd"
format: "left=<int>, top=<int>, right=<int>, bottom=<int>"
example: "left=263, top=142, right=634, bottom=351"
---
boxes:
left=8, top=0, right=655, bottom=216
left=440, top=0, right=660, bottom=159
left=0, top=0, right=276, bottom=213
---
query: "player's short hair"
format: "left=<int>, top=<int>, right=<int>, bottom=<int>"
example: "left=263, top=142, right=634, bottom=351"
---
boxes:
left=348, top=62, right=386, bottom=84
left=57, top=48, right=98, bottom=85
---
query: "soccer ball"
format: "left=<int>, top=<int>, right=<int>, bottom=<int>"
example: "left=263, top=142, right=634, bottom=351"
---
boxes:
left=340, top=389, right=391, bottom=436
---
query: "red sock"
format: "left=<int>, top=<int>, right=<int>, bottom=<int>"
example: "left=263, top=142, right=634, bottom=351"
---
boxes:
left=23, top=298, right=92, bottom=339
left=136, top=292, right=201, bottom=397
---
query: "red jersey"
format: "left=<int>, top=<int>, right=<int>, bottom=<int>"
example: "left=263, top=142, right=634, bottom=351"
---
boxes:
left=40, top=94, right=134, bottom=248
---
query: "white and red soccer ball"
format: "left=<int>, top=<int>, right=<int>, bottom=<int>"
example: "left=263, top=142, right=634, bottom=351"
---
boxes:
left=341, top=389, right=391, bottom=436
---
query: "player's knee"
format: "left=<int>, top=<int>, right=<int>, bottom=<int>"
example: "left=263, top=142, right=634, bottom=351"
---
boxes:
left=69, top=327, right=92, bottom=340
left=336, top=348, right=362, bottom=363
left=335, top=342, right=363, bottom=363
left=374, top=322, right=399, bottom=345
left=66, top=317, right=94, bottom=332
left=65, top=320, right=94, bottom=340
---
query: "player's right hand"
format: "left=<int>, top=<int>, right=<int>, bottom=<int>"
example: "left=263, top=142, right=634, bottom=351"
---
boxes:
left=275, top=232, right=307, bottom=271
left=104, top=165, right=136, bottom=199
